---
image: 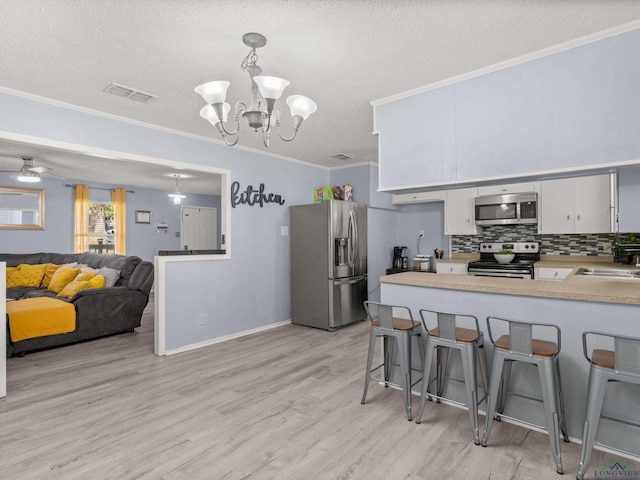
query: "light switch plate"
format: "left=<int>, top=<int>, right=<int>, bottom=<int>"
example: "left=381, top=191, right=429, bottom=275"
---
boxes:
left=281, top=226, right=289, bottom=236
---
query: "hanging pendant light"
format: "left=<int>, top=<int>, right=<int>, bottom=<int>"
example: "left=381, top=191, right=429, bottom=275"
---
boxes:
left=168, top=174, right=186, bottom=205
left=194, top=32, right=317, bottom=148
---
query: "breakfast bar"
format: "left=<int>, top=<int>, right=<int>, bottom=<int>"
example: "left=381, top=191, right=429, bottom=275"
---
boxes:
left=380, top=266, right=640, bottom=460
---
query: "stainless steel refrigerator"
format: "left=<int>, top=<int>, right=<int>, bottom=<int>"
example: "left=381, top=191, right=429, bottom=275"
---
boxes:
left=290, top=200, right=368, bottom=331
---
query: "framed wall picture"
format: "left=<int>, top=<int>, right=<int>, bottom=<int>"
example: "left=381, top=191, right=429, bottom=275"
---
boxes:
left=135, top=210, right=152, bottom=224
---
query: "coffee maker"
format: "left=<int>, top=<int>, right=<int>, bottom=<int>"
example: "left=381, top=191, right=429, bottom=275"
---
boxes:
left=393, top=246, right=408, bottom=270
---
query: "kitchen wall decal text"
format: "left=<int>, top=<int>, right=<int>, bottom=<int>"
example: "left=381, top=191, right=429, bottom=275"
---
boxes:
left=231, top=181, right=285, bottom=208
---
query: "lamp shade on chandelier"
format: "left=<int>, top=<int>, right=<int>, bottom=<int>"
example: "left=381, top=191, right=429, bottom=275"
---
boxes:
left=194, top=32, right=317, bottom=147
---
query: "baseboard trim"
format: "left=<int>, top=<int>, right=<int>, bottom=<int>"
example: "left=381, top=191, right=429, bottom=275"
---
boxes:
left=163, top=320, right=292, bottom=356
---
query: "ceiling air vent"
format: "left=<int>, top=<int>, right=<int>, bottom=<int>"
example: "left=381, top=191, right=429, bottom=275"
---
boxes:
left=103, top=82, right=156, bottom=103
left=331, top=153, right=354, bottom=161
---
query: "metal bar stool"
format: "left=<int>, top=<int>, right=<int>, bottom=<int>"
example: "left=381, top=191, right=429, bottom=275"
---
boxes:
left=481, top=316, right=569, bottom=475
left=576, top=331, right=640, bottom=480
left=415, top=309, right=489, bottom=445
left=361, top=301, right=424, bottom=421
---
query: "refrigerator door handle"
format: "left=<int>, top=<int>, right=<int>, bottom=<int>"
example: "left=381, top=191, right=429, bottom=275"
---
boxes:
left=333, top=275, right=367, bottom=286
left=349, top=209, right=357, bottom=271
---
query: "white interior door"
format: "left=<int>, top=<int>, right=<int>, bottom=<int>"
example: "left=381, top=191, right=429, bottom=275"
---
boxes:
left=180, top=206, right=217, bottom=250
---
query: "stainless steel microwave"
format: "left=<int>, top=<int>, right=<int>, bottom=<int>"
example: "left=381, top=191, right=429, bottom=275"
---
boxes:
left=474, top=192, right=538, bottom=226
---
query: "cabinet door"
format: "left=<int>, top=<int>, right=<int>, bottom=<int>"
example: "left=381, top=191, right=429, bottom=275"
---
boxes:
left=477, top=182, right=537, bottom=196
left=391, top=191, right=444, bottom=205
left=444, top=187, right=478, bottom=235
left=539, top=178, right=574, bottom=234
left=436, top=262, right=468, bottom=275
left=535, top=267, right=574, bottom=281
left=573, top=175, right=612, bottom=234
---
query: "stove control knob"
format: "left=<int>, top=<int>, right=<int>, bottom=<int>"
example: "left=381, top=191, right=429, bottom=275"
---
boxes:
left=525, top=244, right=529, bottom=249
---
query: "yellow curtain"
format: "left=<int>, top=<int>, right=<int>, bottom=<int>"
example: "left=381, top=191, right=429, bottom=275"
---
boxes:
left=73, top=184, right=90, bottom=253
left=111, top=188, right=126, bottom=255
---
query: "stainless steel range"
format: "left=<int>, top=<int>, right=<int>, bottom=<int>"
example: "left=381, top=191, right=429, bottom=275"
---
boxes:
left=467, top=242, right=540, bottom=279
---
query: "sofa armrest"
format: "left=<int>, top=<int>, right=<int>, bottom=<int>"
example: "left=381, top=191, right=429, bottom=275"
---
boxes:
left=68, top=286, right=127, bottom=300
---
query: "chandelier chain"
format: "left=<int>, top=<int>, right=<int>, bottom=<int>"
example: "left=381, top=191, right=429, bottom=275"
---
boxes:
left=241, top=47, right=259, bottom=72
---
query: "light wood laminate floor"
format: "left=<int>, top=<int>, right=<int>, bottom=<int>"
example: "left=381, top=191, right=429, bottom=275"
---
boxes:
left=1, top=302, right=638, bottom=479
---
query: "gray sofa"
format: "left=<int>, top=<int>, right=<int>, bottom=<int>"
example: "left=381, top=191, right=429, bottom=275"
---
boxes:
left=3, top=252, right=154, bottom=356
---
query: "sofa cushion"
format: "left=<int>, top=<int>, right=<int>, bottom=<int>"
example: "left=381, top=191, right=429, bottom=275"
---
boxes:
left=88, top=275, right=105, bottom=288
left=76, top=271, right=97, bottom=282
left=41, top=263, right=60, bottom=288
left=7, top=264, right=46, bottom=288
left=7, top=297, right=76, bottom=342
left=97, top=266, right=120, bottom=287
left=58, top=279, right=90, bottom=298
left=6, top=266, right=18, bottom=281
left=48, top=266, right=80, bottom=294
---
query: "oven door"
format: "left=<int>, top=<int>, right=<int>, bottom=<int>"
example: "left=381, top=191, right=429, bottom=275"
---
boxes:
left=467, top=266, right=533, bottom=279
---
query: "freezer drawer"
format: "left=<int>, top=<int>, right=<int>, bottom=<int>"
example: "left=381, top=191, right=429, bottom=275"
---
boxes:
left=330, top=275, right=368, bottom=330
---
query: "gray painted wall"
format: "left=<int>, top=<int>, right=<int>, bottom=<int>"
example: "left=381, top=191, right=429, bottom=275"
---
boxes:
left=0, top=90, right=329, bottom=350
left=0, top=172, right=220, bottom=262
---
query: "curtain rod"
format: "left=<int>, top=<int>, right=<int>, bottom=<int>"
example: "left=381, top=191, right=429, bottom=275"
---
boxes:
left=65, top=183, right=135, bottom=194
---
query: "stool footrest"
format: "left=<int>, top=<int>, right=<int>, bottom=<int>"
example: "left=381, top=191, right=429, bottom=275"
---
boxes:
left=493, top=412, right=547, bottom=432
left=600, top=414, right=640, bottom=429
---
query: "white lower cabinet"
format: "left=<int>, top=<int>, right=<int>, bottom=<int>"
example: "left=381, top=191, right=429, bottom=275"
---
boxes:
left=534, top=267, right=574, bottom=281
left=436, top=262, right=468, bottom=275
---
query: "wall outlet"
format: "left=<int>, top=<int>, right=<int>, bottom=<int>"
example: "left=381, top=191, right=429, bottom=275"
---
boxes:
left=196, top=313, right=207, bottom=327
left=419, top=230, right=424, bottom=236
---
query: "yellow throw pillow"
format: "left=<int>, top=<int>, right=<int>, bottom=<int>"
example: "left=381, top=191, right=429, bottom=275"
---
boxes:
left=7, top=264, right=46, bottom=288
left=75, top=271, right=97, bottom=282
left=87, top=275, right=105, bottom=289
left=48, top=266, right=80, bottom=294
left=57, top=279, right=90, bottom=298
left=41, top=263, right=60, bottom=288
left=6, top=266, right=18, bottom=282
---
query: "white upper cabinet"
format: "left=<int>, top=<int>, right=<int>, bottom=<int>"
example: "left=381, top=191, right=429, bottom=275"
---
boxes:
left=444, top=187, right=479, bottom=235
left=376, top=85, right=456, bottom=191
left=539, top=175, right=613, bottom=234
left=477, top=181, right=538, bottom=196
left=375, top=29, right=640, bottom=191
left=391, top=191, right=444, bottom=205
left=618, top=165, right=640, bottom=232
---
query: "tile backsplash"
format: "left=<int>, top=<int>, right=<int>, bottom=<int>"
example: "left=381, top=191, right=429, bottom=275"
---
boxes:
left=452, top=224, right=615, bottom=256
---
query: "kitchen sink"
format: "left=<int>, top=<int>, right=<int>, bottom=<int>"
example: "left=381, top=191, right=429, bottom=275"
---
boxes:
left=575, top=268, right=640, bottom=279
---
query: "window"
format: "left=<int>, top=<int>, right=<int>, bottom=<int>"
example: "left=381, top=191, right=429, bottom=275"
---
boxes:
left=88, top=202, right=116, bottom=253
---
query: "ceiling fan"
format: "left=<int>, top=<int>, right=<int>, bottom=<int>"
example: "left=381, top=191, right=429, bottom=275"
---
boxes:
left=0, top=156, right=53, bottom=183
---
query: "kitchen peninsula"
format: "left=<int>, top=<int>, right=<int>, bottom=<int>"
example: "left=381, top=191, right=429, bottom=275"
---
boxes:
left=380, top=266, right=640, bottom=460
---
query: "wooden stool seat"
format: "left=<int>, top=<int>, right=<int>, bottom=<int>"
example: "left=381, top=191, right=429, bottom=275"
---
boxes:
left=493, top=334, right=557, bottom=357
left=591, top=349, right=614, bottom=369
left=371, top=317, right=421, bottom=331
left=428, top=326, right=482, bottom=343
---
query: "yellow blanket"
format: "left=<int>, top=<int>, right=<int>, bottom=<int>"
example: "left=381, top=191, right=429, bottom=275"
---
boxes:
left=7, top=297, right=76, bottom=342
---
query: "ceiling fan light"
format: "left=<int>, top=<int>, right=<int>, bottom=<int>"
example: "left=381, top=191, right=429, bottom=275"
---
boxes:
left=194, top=81, right=230, bottom=104
left=286, top=95, right=317, bottom=120
left=168, top=192, right=186, bottom=205
left=17, top=170, right=41, bottom=182
left=253, top=76, right=289, bottom=101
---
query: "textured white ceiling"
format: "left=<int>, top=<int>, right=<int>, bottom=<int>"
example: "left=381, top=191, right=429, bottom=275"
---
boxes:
left=1, top=0, right=640, bottom=188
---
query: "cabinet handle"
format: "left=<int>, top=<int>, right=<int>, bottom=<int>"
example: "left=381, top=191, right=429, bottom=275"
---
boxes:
left=577, top=214, right=581, bottom=221
left=567, top=215, right=571, bottom=221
